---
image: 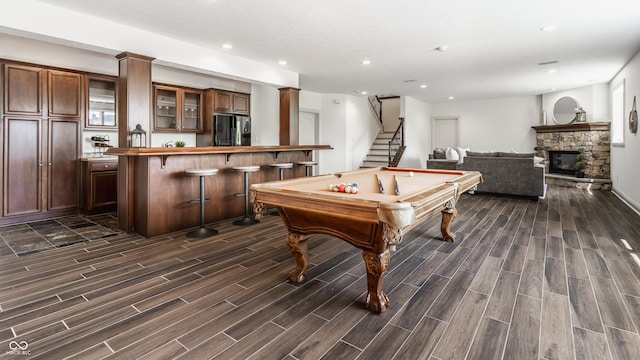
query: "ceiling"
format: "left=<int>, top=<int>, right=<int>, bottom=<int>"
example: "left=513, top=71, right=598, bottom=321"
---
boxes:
left=29, top=0, right=640, bottom=102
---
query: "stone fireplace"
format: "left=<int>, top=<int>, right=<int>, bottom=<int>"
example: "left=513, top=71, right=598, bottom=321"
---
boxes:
left=532, top=122, right=611, bottom=189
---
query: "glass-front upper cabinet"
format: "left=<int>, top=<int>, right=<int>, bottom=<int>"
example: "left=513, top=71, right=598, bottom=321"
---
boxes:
left=86, top=76, right=117, bottom=130
left=182, top=91, right=201, bottom=131
left=154, top=84, right=202, bottom=132
left=154, top=86, right=178, bottom=131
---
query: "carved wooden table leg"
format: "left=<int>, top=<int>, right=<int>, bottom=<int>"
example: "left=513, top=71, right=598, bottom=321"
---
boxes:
left=286, top=233, right=309, bottom=282
left=362, top=249, right=391, bottom=313
left=440, top=208, right=457, bottom=242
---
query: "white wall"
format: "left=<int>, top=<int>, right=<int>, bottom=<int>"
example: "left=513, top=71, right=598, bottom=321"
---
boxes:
left=609, top=50, right=640, bottom=212
left=250, top=84, right=280, bottom=146
left=347, top=96, right=380, bottom=170
left=318, top=95, right=348, bottom=174
left=541, top=83, right=610, bottom=124
left=399, top=96, right=431, bottom=168
left=381, top=97, right=401, bottom=132
left=430, top=96, right=540, bottom=153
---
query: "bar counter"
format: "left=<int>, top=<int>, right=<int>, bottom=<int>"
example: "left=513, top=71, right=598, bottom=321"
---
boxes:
left=106, top=145, right=332, bottom=237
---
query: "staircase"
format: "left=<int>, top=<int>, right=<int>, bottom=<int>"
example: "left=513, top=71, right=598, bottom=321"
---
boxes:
left=361, top=131, right=396, bottom=168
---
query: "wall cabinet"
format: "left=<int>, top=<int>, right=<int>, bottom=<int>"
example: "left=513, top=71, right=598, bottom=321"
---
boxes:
left=82, top=160, right=117, bottom=214
left=214, top=90, right=250, bottom=115
left=86, top=75, right=117, bottom=130
left=1, top=63, right=82, bottom=224
left=153, top=84, right=203, bottom=132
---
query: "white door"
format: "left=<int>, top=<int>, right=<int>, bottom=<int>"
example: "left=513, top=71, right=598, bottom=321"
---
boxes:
left=432, top=117, right=459, bottom=150
left=299, top=111, right=319, bottom=174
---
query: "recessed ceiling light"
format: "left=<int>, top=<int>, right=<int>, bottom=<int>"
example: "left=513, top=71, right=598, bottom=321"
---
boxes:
left=361, top=59, right=371, bottom=65
left=420, top=84, right=428, bottom=89
left=540, top=25, right=557, bottom=32
left=222, top=43, right=232, bottom=49
left=278, top=60, right=287, bottom=65
left=448, top=96, right=455, bottom=100
left=547, top=69, right=557, bottom=74
left=361, top=91, right=368, bottom=95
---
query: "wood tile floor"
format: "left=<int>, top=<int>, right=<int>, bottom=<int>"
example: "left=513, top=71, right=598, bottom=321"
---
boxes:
left=1, top=185, right=640, bottom=359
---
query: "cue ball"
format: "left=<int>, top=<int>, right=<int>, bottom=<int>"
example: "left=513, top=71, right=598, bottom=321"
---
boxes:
left=408, top=171, right=414, bottom=177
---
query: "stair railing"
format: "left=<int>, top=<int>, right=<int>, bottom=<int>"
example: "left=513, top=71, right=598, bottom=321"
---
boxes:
left=368, top=95, right=383, bottom=127
left=388, top=117, right=405, bottom=166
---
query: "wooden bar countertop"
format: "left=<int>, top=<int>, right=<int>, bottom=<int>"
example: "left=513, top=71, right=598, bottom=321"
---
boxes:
left=106, top=145, right=332, bottom=157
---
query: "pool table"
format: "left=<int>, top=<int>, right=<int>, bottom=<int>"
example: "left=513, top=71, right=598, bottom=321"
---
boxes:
left=250, top=166, right=482, bottom=313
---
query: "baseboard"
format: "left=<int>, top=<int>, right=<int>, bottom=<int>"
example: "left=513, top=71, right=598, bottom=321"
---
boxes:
left=611, top=188, right=640, bottom=218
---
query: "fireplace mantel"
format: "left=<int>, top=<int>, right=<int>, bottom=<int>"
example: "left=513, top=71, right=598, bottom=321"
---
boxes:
left=532, top=122, right=610, bottom=133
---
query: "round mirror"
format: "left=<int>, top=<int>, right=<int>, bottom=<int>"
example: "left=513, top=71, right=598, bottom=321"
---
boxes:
left=553, top=96, right=579, bottom=124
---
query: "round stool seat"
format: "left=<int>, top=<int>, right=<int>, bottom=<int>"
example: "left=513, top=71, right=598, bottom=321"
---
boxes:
left=296, top=161, right=318, bottom=166
left=270, top=163, right=294, bottom=169
left=297, top=161, right=318, bottom=177
left=186, top=168, right=219, bottom=177
left=233, top=165, right=260, bottom=172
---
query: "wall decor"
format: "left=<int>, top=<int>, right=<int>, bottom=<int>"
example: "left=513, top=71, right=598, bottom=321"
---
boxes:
left=630, top=96, right=638, bottom=134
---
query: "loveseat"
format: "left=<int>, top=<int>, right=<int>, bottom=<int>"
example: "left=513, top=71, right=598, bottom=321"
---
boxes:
left=427, top=150, right=545, bottom=198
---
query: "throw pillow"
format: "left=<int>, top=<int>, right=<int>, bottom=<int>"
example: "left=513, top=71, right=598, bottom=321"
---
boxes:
left=445, top=147, right=459, bottom=161
left=433, top=148, right=446, bottom=159
left=455, top=147, right=470, bottom=163
left=534, top=156, right=544, bottom=165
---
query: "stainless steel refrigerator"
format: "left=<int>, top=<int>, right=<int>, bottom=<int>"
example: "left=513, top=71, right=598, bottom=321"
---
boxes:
left=214, top=114, right=251, bottom=146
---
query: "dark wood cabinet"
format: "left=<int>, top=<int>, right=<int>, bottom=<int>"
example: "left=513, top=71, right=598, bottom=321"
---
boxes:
left=1, top=62, right=82, bottom=224
left=3, top=64, right=45, bottom=116
left=2, top=116, right=42, bottom=216
left=213, top=90, right=250, bottom=115
left=48, top=119, right=81, bottom=211
left=48, top=70, right=82, bottom=118
left=82, top=160, right=117, bottom=213
left=86, top=75, right=117, bottom=130
left=153, top=84, right=202, bottom=132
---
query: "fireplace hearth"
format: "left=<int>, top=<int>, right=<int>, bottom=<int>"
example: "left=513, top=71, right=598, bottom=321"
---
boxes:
left=548, top=151, right=579, bottom=175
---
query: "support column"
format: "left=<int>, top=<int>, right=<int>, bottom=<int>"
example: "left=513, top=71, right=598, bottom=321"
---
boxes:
left=115, top=52, right=154, bottom=233
left=279, top=87, right=300, bottom=145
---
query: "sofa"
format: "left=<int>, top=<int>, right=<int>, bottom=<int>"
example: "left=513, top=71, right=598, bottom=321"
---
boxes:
left=427, top=150, right=545, bottom=198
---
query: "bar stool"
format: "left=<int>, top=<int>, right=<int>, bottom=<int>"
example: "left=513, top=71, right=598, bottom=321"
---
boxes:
left=270, top=162, right=294, bottom=181
left=185, top=168, right=219, bottom=238
left=297, top=161, right=318, bottom=177
left=233, top=165, right=261, bottom=226
left=269, top=163, right=293, bottom=216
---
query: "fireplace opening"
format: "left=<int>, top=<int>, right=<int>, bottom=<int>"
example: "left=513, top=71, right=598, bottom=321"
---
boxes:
left=548, top=151, right=579, bottom=175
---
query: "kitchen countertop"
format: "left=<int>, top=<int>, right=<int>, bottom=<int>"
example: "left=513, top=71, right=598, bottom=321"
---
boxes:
left=80, top=155, right=119, bottom=161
